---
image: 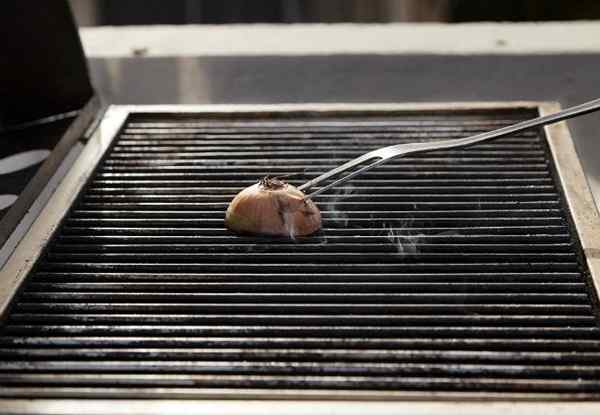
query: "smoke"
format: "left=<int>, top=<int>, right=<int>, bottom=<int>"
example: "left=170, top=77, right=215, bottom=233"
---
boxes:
left=282, top=209, right=297, bottom=241
left=384, top=221, right=461, bottom=258
left=384, top=220, right=423, bottom=258
left=323, top=184, right=356, bottom=228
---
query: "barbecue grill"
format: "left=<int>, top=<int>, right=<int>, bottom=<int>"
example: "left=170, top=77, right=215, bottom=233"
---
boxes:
left=1, top=102, right=599, bottom=413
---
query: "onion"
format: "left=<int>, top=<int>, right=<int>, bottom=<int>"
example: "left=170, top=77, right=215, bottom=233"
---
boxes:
left=225, top=176, right=321, bottom=237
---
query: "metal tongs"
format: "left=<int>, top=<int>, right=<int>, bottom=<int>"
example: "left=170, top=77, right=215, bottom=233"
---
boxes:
left=299, top=98, right=600, bottom=200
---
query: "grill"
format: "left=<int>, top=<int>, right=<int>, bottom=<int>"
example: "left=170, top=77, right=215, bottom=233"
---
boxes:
left=1, top=103, right=600, bottom=403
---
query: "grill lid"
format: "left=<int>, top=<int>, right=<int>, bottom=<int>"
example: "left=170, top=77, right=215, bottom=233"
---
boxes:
left=1, top=103, right=600, bottom=402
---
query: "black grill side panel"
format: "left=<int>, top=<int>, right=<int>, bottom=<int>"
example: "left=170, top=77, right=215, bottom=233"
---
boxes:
left=2, top=108, right=600, bottom=398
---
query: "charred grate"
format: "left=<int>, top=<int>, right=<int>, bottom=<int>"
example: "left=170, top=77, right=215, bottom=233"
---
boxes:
left=1, top=107, right=600, bottom=399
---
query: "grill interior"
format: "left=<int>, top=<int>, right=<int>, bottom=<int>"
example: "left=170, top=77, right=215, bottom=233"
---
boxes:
left=1, top=107, right=599, bottom=399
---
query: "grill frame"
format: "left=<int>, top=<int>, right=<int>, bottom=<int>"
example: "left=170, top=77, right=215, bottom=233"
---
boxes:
left=1, top=102, right=600, bottom=412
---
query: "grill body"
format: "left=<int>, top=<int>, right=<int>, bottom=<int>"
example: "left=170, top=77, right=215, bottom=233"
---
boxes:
left=1, top=103, right=600, bottom=405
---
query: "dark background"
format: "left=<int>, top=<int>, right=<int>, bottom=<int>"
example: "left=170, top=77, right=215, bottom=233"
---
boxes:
left=70, top=0, right=600, bottom=26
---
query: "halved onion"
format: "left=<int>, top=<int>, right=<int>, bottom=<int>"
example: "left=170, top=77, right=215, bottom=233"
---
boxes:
left=225, top=177, right=321, bottom=237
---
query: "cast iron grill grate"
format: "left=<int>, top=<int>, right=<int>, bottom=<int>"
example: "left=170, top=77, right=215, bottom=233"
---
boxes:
left=1, top=107, right=600, bottom=398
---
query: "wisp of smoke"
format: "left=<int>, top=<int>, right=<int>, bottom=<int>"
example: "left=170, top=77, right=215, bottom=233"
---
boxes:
left=385, top=221, right=423, bottom=258
left=282, top=209, right=297, bottom=241
left=384, top=220, right=461, bottom=258
left=324, top=184, right=356, bottom=228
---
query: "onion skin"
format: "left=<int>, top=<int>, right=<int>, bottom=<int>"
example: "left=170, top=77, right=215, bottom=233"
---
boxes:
left=225, top=178, right=321, bottom=237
